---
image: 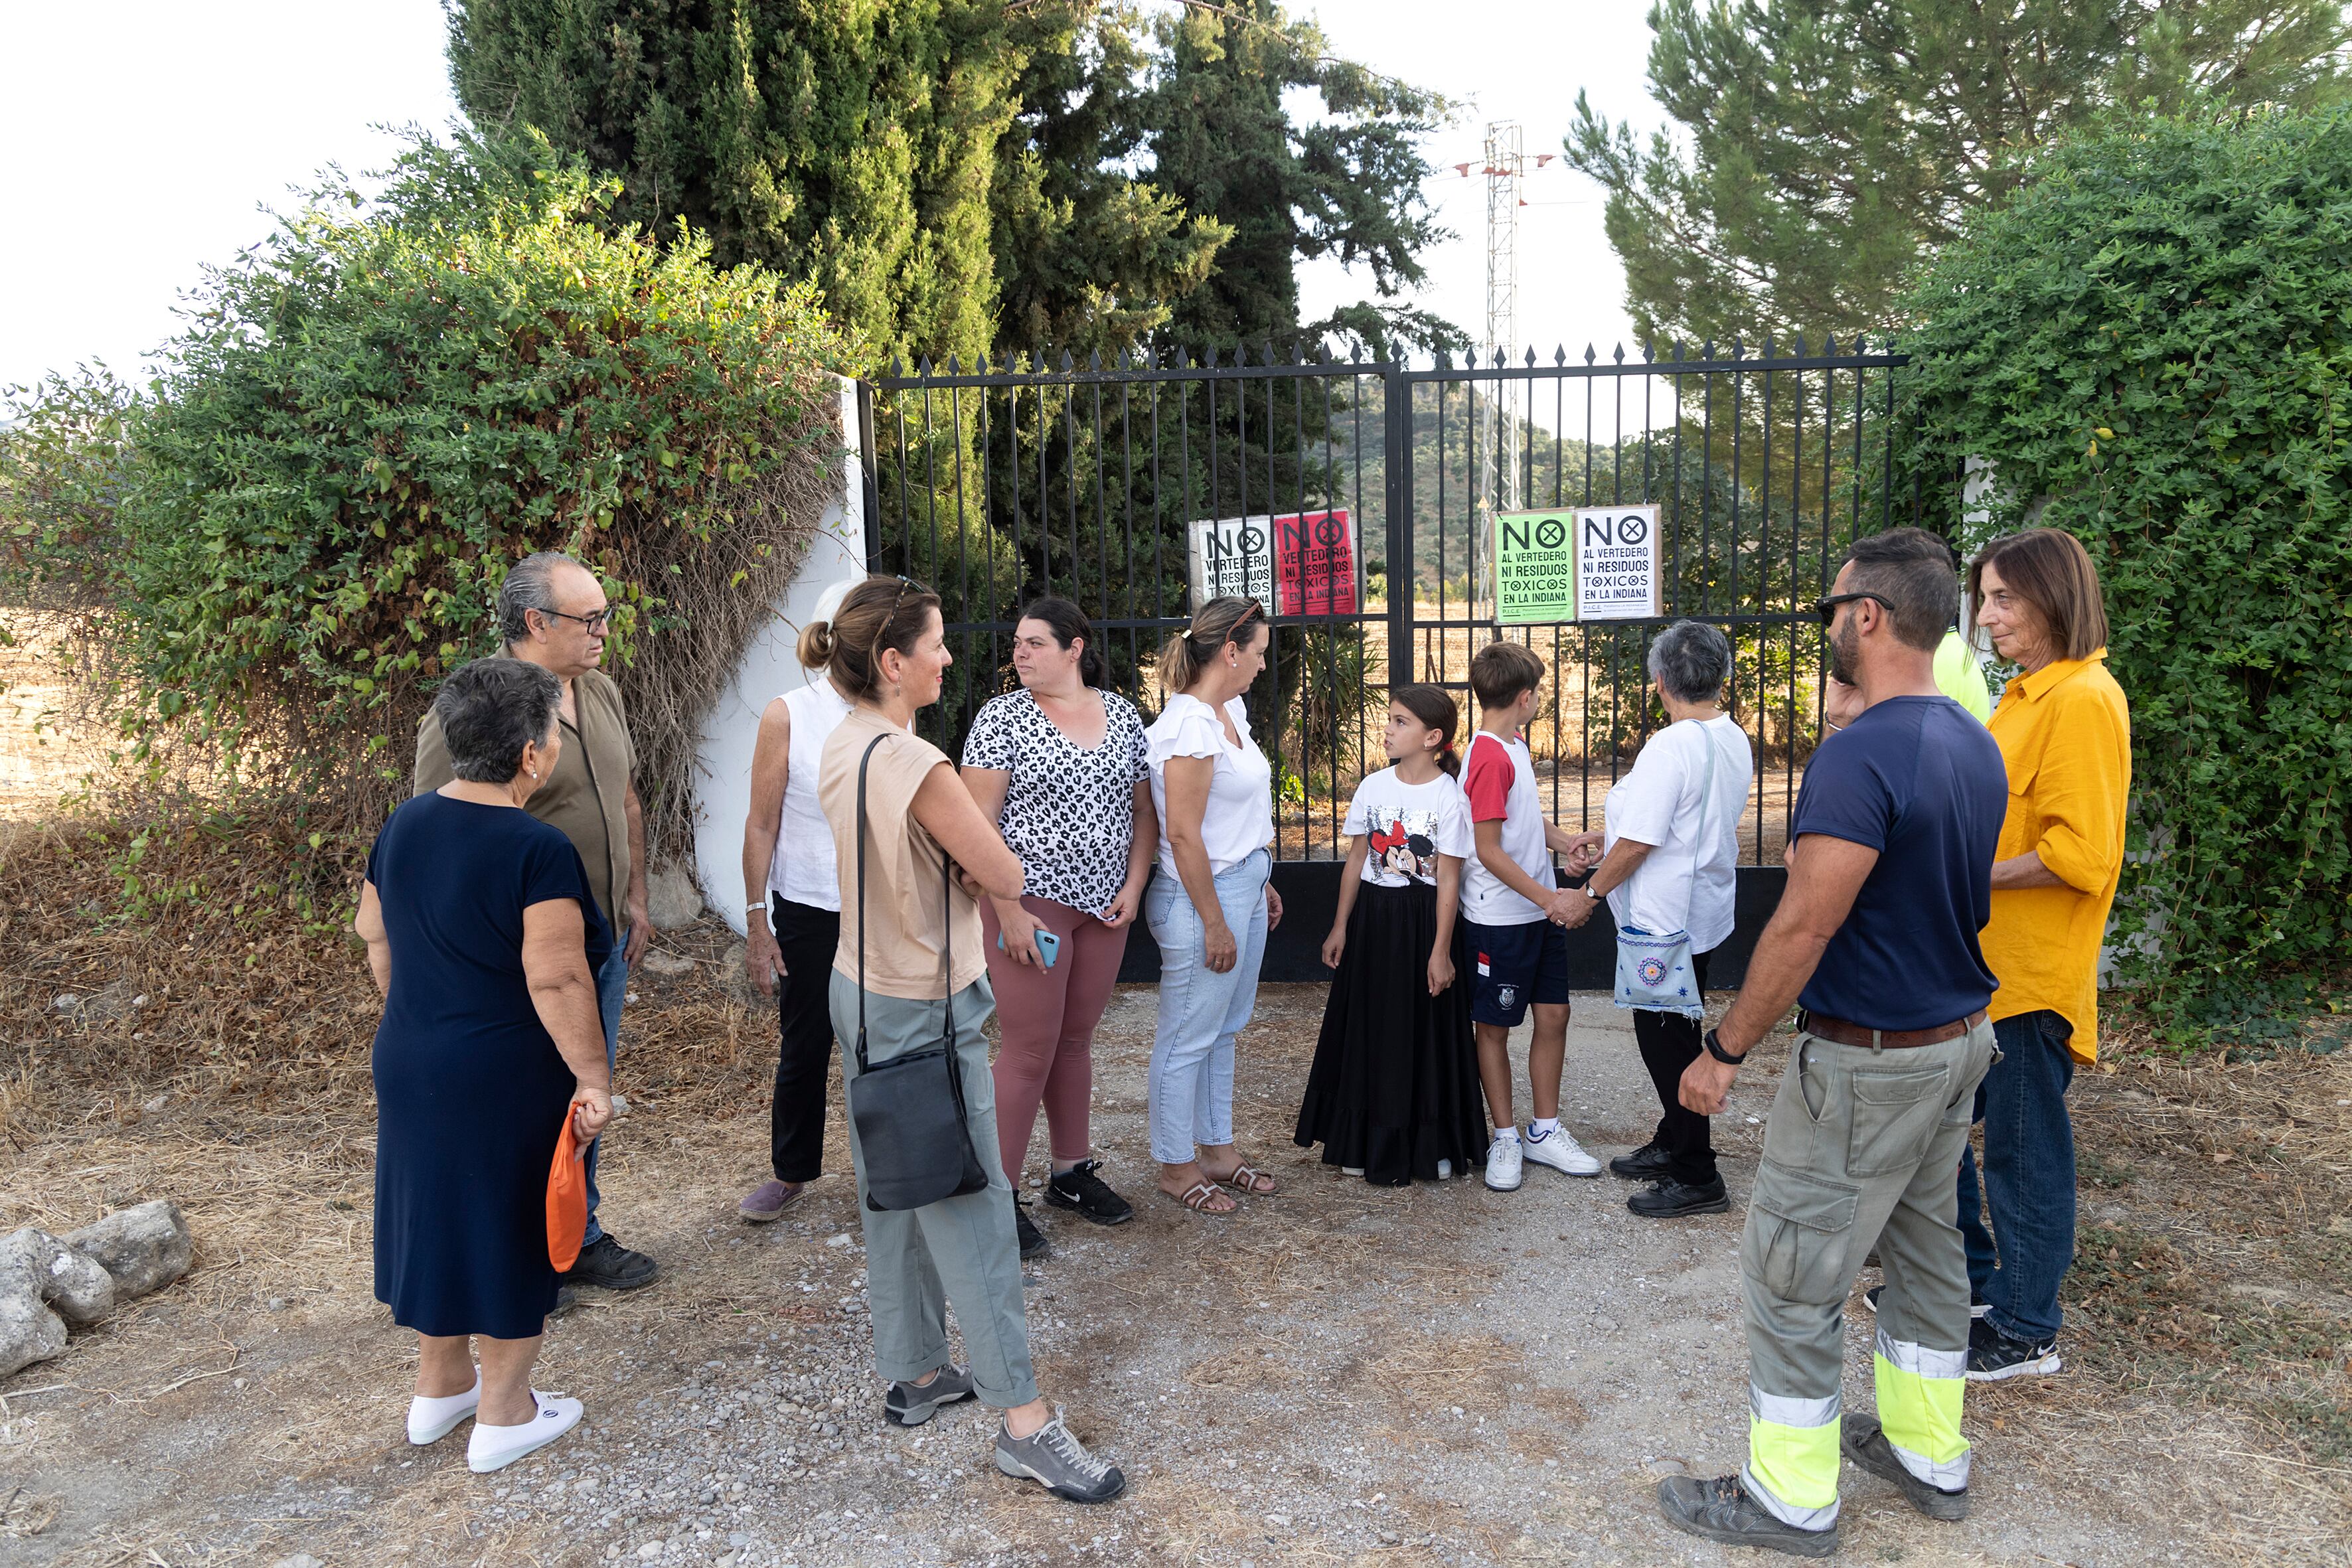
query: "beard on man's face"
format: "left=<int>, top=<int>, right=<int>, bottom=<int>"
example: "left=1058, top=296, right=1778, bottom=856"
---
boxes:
left=1828, top=616, right=1862, bottom=687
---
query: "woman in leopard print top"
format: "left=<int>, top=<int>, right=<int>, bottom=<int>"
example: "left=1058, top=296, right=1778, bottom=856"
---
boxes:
left=959, top=597, right=1155, bottom=1251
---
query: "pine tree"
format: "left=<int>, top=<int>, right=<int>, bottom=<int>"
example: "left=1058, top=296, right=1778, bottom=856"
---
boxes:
left=1565, top=0, right=2352, bottom=347
left=1142, top=1, right=1458, bottom=358
left=449, top=0, right=1025, bottom=368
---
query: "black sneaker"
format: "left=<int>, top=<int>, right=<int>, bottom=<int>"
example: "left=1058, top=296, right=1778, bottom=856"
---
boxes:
left=1840, top=1415, right=1969, bottom=1521
left=884, top=1364, right=977, bottom=1427
left=1013, top=1197, right=1051, bottom=1261
left=1628, top=1176, right=1731, bottom=1218
left=559, top=1234, right=660, bottom=1291
left=1608, top=1142, right=1674, bottom=1180
left=1863, top=1284, right=1991, bottom=1319
left=1966, top=1317, right=2062, bottom=1381
left=1657, top=1473, right=1837, bottom=1558
left=1044, top=1160, right=1135, bottom=1226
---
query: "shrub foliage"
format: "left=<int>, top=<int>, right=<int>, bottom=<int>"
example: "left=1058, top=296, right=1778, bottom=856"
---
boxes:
left=3, top=134, right=848, bottom=852
left=1903, top=106, right=2352, bottom=992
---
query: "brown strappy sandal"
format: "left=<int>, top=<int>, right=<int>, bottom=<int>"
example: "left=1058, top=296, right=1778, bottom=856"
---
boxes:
left=1219, top=1164, right=1277, bottom=1197
left=1164, top=1179, right=1235, bottom=1214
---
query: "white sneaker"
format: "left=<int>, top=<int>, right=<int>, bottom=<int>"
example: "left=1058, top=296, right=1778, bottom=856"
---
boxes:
left=466, top=1391, right=583, bottom=1473
left=1522, top=1125, right=1603, bottom=1177
left=407, top=1373, right=481, bottom=1445
left=1483, top=1134, right=1523, bottom=1192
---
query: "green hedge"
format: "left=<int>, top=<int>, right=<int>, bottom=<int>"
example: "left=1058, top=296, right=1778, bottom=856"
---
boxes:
left=1904, top=106, right=2352, bottom=996
left=4, top=133, right=848, bottom=849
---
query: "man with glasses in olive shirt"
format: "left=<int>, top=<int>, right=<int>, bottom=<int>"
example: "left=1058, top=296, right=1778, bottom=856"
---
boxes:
left=415, top=552, right=660, bottom=1293
left=1657, top=528, right=2005, bottom=1556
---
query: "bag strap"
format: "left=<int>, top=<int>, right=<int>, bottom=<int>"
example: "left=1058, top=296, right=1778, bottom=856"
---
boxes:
left=852, top=733, right=888, bottom=1073
left=1675, top=722, right=1735, bottom=934
left=852, top=729, right=958, bottom=1071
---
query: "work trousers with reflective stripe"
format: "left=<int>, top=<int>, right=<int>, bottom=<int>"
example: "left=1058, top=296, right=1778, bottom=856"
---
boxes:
left=1738, top=1019, right=1996, bottom=1530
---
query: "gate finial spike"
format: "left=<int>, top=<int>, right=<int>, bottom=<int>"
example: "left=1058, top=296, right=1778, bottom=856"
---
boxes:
left=1763, top=335, right=1776, bottom=359
left=1089, top=349, right=1102, bottom=372
left=1436, top=348, right=1452, bottom=370
left=1263, top=339, right=1277, bottom=367
left=1583, top=343, right=1597, bottom=365
left=1792, top=333, right=1807, bottom=358
left=1642, top=341, right=1655, bottom=364
left=1729, top=337, right=1743, bottom=359
left=977, top=352, right=991, bottom=374
left=917, top=353, right=933, bottom=375
left=1059, top=349, right=1074, bottom=372
left=1554, top=344, right=1567, bottom=365
left=1612, top=343, right=1624, bottom=364
left=1670, top=339, right=1683, bottom=364
left=890, top=354, right=905, bottom=377
left=1524, top=345, right=1537, bottom=366
left=1700, top=338, right=1715, bottom=360
left=945, top=352, right=959, bottom=374
left=1821, top=332, right=1837, bottom=356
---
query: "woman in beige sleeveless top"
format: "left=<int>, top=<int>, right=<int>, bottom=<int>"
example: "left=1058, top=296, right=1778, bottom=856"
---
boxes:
left=805, top=575, right=1125, bottom=1505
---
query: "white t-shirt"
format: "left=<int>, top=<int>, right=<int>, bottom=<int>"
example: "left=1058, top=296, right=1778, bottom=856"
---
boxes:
left=1459, top=729, right=1552, bottom=926
left=1344, top=767, right=1474, bottom=888
left=1603, top=715, right=1753, bottom=952
left=1145, top=694, right=1275, bottom=877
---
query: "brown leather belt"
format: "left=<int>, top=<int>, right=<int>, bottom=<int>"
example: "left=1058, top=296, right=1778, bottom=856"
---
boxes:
left=1798, top=1010, right=1988, bottom=1050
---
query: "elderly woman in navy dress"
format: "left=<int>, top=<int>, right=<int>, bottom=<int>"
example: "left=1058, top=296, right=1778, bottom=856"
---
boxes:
left=358, top=657, right=615, bottom=1474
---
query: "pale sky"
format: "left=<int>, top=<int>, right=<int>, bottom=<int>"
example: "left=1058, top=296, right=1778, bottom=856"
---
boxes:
left=0, top=0, right=1668, bottom=397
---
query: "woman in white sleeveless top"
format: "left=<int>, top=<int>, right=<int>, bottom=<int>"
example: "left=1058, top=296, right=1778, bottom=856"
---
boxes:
left=736, top=578, right=862, bottom=1222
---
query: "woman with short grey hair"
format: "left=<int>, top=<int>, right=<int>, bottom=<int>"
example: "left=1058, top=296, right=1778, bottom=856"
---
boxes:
left=1558, top=619, right=1753, bottom=1219
left=356, top=657, right=615, bottom=1473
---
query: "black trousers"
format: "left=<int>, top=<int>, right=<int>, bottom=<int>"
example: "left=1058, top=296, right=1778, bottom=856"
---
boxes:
left=770, top=894, right=840, bottom=1184
left=1633, top=945, right=1717, bottom=1186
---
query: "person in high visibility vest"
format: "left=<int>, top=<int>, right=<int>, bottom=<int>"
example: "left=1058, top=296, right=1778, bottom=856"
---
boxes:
left=1660, top=528, right=2005, bottom=1556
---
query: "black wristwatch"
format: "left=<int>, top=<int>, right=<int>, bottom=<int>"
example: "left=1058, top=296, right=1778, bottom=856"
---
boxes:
left=1704, top=1028, right=1749, bottom=1066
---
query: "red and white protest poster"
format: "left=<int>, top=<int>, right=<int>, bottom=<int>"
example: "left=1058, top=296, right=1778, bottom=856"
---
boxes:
left=1272, top=509, right=1358, bottom=617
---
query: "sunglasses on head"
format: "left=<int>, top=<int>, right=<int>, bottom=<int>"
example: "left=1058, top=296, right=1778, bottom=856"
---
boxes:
left=1811, top=590, right=1896, bottom=627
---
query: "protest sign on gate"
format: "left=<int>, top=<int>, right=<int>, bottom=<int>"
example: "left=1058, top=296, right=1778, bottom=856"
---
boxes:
left=1494, top=510, right=1577, bottom=624
left=1186, top=514, right=1275, bottom=609
left=1272, top=509, right=1358, bottom=616
left=1188, top=510, right=1357, bottom=616
left=1573, top=505, right=1661, bottom=620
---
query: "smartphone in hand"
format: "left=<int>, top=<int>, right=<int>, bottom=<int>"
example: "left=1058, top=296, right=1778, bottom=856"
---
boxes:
left=996, top=929, right=1061, bottom=969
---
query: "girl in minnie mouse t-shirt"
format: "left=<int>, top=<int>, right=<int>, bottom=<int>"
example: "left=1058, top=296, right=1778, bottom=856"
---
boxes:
left=1293, top=686, right=1488, bottom=1184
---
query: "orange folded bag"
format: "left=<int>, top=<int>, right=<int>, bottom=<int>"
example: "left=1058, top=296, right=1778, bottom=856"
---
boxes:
left=547, top=1101, right=590, bottom=1272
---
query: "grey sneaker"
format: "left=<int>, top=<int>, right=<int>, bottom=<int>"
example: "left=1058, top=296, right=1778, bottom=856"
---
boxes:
left=1842, top=1415, right=1969, bottom=1521
left=994, top=1413, right=1126, bottom=1503
left=883, top=1364, right=977, bottom=1427
left=1657, top=1474, right=1838, bottom=1558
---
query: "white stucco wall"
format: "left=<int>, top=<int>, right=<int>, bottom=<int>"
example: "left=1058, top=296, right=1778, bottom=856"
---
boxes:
left=690, top=376, right=867, bottom=935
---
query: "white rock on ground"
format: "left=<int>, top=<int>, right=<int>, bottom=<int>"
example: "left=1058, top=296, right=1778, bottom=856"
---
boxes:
left=644, top=864, right=706, bottom=931
left=65, top=1198, right=195, bottom=1297
left=0, top=1200, right=193, bottom=1377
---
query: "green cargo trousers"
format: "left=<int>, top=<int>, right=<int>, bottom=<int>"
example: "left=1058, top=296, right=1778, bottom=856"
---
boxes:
left=1738, top=1018, right=1997, bottom=1531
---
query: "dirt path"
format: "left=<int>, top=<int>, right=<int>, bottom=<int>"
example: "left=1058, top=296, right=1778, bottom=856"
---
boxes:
left=3, top=969, right=2345, bottom=1567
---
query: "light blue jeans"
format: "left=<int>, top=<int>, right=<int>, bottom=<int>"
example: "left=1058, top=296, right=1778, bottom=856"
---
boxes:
left=1144, top=850, right=1271, bottom=1165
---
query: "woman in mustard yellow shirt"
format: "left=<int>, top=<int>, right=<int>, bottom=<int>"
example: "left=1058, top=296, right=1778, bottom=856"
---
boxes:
left=1958, top=529, right=2131, bottom=1383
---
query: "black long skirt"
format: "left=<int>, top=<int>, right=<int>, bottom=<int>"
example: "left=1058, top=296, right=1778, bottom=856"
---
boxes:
left=1293, top=881, right=1487, bottom=1185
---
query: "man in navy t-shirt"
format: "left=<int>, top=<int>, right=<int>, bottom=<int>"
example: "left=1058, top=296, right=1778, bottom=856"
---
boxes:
left=1656, top=529, right=2005, bottom=1557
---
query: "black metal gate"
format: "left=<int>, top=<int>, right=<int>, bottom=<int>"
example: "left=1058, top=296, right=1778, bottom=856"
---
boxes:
left=861, top=338, right=1930, bottom=978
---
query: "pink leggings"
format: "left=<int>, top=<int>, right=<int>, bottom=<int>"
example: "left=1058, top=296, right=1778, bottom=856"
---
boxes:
left=978, top=894, right=1130, bottom=1190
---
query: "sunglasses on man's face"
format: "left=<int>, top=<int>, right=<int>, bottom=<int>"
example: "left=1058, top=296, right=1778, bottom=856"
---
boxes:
left=1811, top=591, right=1896, bottom=627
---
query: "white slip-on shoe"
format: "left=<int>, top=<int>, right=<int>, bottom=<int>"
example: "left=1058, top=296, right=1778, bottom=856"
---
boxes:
left=407, top=1373, right=482, bottom=1445
left=1484, top=1134, right=1523, bottom=1192
left=466, top=1391, right=584, bottom=1474
left=1522, top=1125, right=1603, bottom=1177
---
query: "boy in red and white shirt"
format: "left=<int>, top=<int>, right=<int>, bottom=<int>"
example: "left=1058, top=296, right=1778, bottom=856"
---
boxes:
left=1460, top=641, right=1605, bottom=1190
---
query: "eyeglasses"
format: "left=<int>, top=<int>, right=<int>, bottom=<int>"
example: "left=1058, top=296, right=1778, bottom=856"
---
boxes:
left=538, top=607, right=611, bottom=635
left=1811, top=591, right=1896, bottom=627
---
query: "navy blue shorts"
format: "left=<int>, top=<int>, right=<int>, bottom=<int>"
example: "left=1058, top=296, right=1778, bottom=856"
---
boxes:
left=1462, top=917, right=1572, bottom=1027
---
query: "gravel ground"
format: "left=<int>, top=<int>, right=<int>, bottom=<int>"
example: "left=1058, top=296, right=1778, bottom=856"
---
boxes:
left=1, top=982, right=2338, bottom=1567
